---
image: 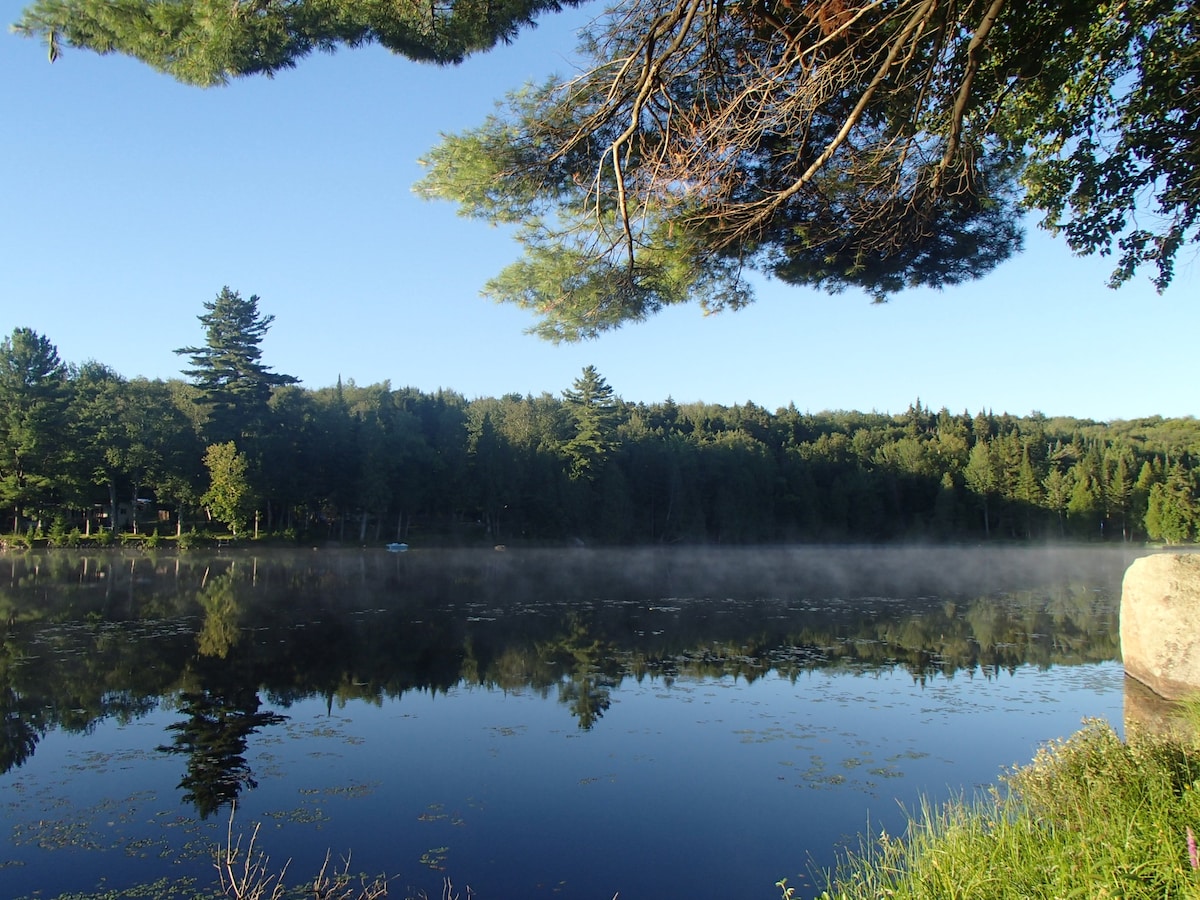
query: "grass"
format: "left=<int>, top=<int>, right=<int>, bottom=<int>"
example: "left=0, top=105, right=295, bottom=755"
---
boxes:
left=791, top=699, right=1200, bottom=900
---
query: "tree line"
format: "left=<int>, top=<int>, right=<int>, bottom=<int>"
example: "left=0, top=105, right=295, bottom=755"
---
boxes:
left=2, top=290, right=1200, bottom=545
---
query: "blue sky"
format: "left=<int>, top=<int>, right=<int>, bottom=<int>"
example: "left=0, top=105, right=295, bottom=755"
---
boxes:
left=3, top=0, right=1197, bottom=421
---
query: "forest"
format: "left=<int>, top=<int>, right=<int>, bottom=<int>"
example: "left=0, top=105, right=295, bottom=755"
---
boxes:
left=2, top=290, right=1199, bottom=547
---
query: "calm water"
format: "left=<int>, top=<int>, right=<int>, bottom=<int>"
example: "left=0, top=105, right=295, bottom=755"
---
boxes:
left=0, top=545, right=1143, bottom=898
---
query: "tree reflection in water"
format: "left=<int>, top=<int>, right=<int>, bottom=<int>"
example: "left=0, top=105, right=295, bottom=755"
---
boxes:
left=0, top=546, right=1146, bottom=900
left=196, top=571, right=243, bottom=660
left=539, top=614, right=620, bottom=729
left=0, top=545, right=1139, bottom=780
left=157, top=688, right=287, bottom=818
left=0, top=685, right=42, bottom=772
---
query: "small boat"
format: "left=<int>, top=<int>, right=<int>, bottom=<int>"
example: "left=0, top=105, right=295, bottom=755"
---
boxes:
left=385, top=542, right=409, bottom=553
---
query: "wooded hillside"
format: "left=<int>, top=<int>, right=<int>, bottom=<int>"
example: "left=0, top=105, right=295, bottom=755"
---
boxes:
left=3, top=320, right=1198, bottom=545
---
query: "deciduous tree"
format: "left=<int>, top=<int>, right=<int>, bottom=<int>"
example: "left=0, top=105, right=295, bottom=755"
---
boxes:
left=0, top=328, right=69, bottom=532
left=963, top=439, right=998, bottom=537
left=202, top=441, right=252, bottom=536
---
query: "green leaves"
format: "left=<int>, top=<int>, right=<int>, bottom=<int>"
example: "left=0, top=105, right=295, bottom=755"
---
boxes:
left=417, top=0, right=1196, bottom=335
left=0, top=329, right=70, bottom=528
left=201, top=441, right=250, bottom=536
left=13, top=0, right=592, bottom=84
left=16, top=0, right=1199, bottom=334
left=175, top=287, right=297, bottom=444
left=1010, top=0, right=1199, bottom=292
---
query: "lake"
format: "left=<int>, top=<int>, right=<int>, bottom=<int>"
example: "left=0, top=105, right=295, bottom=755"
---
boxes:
left=0, top=545, right=1144, bottom=899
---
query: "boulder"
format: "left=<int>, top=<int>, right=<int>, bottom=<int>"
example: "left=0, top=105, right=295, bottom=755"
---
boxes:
left=1124, top=673, right=1192, bottom=741
left=1121, top=553, right=1200, bottom=701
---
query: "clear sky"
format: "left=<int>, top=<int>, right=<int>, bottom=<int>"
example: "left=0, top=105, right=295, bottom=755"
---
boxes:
left=3, top=0, right=1197, bottom=422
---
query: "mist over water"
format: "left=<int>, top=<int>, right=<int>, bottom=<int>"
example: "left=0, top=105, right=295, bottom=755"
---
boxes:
left=0, top=545, right=1144, bottom=898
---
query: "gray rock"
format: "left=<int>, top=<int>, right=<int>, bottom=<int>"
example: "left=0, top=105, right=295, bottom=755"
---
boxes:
left=1121, top=553, right=1200, bottom=700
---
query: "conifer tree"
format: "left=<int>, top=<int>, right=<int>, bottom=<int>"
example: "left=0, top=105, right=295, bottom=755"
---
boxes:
left=1042, top=467, right=1073, bottom=539
left=562, top=366, right=620, bottom=481
left=175, top=287, right=298, bottom=446
left=963, top=440, right=998, bottom=537
left=19, top=1, right=1198, bottom=337
left=1104, top=449, right=1135, bottom=541
left=1144, top=464, right=1197, bottom=544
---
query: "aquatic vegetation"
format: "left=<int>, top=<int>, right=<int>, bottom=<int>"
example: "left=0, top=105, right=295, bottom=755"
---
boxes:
left=0, top=547, right=1138, bottom=898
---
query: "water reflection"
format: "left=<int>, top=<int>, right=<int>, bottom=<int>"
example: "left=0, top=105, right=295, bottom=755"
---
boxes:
left=157, top=688, right=288, bottom=817
left=0, top=545, right=1136, bottom=818
left=0, top=681, right=41, bottom=772
left=540, top=614, right=619, bottom=729
left=196, top=571, right=244, bottom=659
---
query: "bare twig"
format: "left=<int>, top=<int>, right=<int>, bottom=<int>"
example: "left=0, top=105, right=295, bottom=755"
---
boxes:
left=520, top=0, right=1019, bottom=273
left=215, top=806, right=389, bottom=900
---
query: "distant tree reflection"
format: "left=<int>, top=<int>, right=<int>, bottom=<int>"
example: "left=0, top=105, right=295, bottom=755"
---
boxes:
left=196, top=572, right=243, bottom=659
left=540, top=615, right=619, bottom=730
left=0, top=618, right=45, bottom=773
left=558, top=671, right=614, bottom=730
left=157, top=688, right=287, bottom=818
left=0, top=548, right=1128, bottom=765
left=0, top=687, right=42, bottom=773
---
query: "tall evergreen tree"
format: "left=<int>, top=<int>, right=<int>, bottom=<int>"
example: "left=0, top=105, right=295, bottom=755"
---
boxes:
left=1042, top=466, right=1074, bottom=539
left=1067, top=457, right=1104, bottom=539
left=1015, top=444, right=1044, bottom=538
left=468, top=410, right=518, bottom=541
left=963, top=440, right=999, bottom=537
left=1104, top=449, right=1135, bottom=541
left=1131, top=459, right=1158, bottom=538
left=175, top=287, right=298, bottom=445
left=562, top=366, right=620, bottom=481
left=1144, top=463, right=1197, bottom=545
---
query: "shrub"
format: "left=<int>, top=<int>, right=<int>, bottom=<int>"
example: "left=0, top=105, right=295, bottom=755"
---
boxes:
left=177, top=528, right=202, bottom=550
left=1, top=532, right=32, bottom=551
left=46, top=517, right=69, bottom=548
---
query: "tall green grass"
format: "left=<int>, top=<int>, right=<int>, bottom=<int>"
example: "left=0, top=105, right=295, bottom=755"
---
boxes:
left=790, top=701, right=1200, bottom=900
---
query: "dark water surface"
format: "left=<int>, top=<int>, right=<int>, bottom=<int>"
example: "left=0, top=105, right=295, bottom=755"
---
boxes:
left=0, top=546, right=1143, bottom=898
